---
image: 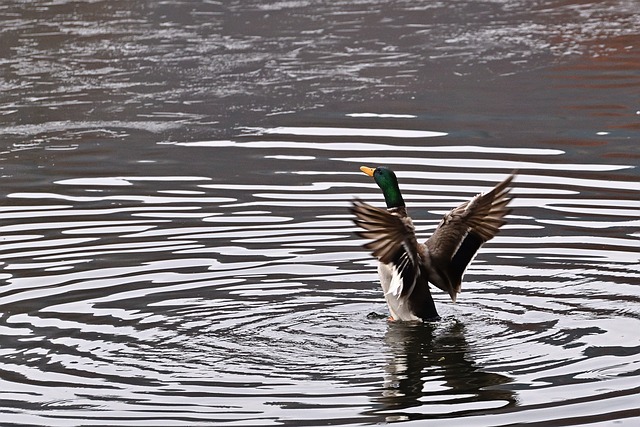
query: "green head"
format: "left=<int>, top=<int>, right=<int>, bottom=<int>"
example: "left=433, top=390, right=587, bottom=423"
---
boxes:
left=360, top=166, right=405, bottom=208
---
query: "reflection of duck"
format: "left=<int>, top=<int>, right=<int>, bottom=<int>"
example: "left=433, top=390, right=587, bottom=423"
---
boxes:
left=370, top=321, right=516, bottom=422
left=352, top=167, right=515, bottom=321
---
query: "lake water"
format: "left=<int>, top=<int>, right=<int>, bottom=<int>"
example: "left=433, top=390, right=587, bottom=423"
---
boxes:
left=0, top=1, right=639, bottom=425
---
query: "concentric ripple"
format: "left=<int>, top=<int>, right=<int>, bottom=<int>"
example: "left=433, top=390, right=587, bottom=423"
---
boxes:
left=0, top=120, right=638, bottom=424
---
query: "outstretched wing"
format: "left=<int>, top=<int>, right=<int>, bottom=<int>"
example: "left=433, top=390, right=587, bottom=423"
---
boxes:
left=425, top=173, right=515, bottom=301
left=350, top=200, right=421, bottom=298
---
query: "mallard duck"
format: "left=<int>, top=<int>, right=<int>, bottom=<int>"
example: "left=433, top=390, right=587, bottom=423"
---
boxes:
left=351, top=166, right=515, bottom=322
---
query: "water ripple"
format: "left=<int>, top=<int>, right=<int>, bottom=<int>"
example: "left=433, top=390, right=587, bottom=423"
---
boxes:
left=0, top=139, right=636, bottom=424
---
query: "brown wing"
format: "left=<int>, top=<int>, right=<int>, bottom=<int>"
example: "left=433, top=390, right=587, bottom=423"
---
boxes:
left=350, top=200, right=423, bottom=297
left=425, top=173, right=515, bottom=301
left=350, top=201, right=415, bottom=264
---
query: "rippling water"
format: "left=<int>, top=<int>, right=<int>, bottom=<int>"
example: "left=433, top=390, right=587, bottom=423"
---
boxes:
left=0, top=0, right=639, bottom=425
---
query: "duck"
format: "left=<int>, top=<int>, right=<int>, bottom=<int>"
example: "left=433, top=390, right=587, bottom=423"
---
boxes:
left=351, top=166, right=515, bottom=322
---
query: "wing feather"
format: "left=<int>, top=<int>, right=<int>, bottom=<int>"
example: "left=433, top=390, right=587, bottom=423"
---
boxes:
left=351, top=200, right=420, bottom=298
left=425, top=173, right=515, bottom=300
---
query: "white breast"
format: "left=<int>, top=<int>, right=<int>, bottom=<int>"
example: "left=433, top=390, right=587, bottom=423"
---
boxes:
left=377, top=262, right=421, bottom=322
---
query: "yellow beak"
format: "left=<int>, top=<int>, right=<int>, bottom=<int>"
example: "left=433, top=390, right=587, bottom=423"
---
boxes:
left=360, top=166, right=375, bottom=177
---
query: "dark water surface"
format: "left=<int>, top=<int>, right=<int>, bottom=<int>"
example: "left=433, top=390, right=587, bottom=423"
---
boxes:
left=0, top=1, right=639, bottom=425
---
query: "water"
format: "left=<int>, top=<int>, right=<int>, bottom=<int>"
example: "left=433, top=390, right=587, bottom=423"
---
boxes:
left=0, top=0, right=639, bottom=425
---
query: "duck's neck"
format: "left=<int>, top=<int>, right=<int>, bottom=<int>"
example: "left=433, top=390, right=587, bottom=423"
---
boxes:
left=382, top=186, right=405, bottom=210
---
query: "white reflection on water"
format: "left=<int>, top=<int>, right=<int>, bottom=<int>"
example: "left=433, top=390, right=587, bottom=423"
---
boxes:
left=8, top=193, right=234, bottom=204
left=337, top=156, right=632, bottom=171
left=258, top=126, right=448, bottom=138
left=55, top=176, right=212, bottom=186
left=172, top=139, right=564, bottom=155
